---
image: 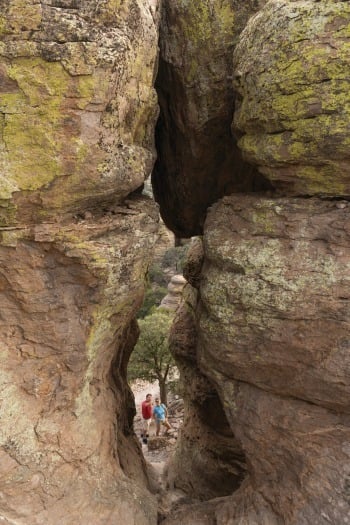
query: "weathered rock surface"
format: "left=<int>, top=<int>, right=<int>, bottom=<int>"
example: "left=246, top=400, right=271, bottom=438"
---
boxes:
left=162, top=2, right=350, bottom=524
left=174, top=195, right=350, bottom=524
left=0, top=1, right=161, bottom=523
left=233, top=0, right=350, bottom=196
left=2, top=0, right=350, bottom=523
left=0, top=0, right=160, bottom=224
left=153, top=0, right=269, bottom=238
left=167, top=282, right=246, bottom=502
left=160, top=274, right=186, bottom=311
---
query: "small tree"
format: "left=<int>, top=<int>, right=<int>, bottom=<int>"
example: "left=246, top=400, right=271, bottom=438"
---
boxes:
left=128, top=308, right=176, bottom=405
left=137, top=286, right=168, bottom=319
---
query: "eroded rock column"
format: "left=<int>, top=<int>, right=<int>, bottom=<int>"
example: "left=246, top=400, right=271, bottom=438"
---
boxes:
left=163, top=1, right=350, bottom=523
left=200, top=195, right=350, bottom=524
left=0, top=1, right=161, bottom=523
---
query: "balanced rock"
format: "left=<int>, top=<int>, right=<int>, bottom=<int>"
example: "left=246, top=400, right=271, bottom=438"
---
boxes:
left=160, top=274, right=187, bottom=311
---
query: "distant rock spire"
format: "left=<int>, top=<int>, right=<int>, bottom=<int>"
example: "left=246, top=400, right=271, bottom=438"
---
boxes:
left=160, top=274, right=186, bottom=311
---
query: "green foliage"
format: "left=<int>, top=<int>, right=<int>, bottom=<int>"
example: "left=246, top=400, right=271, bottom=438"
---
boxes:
left=137, top=286, right=168, bottom=319
left=161, top=245, right=189, bottom=272
left=128, top=309, right=177, bottom=401
left=147, top=263, right=169, bottom=287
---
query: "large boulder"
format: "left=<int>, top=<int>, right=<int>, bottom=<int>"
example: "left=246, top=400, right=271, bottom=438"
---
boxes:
left=196, top=195, right=350, bottom=523
left=233, top=0, right=350, bottom=195
left=0, top=0, right=160, bottom=224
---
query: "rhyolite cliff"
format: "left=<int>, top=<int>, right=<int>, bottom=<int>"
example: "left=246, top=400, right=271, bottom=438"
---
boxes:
left=1, top=0, right=350, bottom=525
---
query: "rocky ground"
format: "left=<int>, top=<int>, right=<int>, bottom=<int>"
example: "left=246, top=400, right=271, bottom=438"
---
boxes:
left=131, top=380, right=187, bottom=519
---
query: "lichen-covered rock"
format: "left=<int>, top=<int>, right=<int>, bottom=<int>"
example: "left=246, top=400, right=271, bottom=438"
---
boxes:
left=194, top=195, right=350, bottom=523
left=0, top=1, right=161, bottom=523
left=233, top=0, right=350, bottom=195
left=153, top=0, right=268, bottom=237
left=0, top=0, right=160, bottom=225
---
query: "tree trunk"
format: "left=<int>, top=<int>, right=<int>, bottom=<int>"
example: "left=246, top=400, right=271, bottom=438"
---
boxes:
left=158, top=377, right=168, bottom=406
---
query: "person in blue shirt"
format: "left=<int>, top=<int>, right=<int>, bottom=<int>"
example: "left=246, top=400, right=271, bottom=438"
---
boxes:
left=153, top=397, right=171, bottom=436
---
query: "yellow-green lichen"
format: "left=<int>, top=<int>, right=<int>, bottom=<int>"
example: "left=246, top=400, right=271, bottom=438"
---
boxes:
left=0, top=200, right=17, bottom=227
left=0, top=57, right=105, bottom=206
left=181, top=0, right=234, bottom=46
left=77, top=75, right=98, bottom=105
left=107, top=0, right=122, bottom=12
left=0, top=15, right=7, bottom=37
left=251, top=209, right=275, bottom=234
left=8, top=2, right=42, bottom=33
left=234, top=2, right=350, bottom=195
left=3, top=59, right=69, bottom=192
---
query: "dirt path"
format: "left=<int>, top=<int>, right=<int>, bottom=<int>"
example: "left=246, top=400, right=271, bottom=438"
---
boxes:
left=131, top=381, right=187, bottom=520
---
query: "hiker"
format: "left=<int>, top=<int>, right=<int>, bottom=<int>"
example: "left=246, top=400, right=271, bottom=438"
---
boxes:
left=141, top=393, right=153, bottom=443
left=153, top=397, right=171, bottom=436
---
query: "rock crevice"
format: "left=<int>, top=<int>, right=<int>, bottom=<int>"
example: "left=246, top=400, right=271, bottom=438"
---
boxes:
left=1, top=0, right=350, bottom=524
left=157, top=1, right=350, bottom=524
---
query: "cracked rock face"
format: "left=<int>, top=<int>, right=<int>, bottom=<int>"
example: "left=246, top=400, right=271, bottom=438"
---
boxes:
left=0, top=1, right=160, bottom=523
left=164, top=1, right=350, bottom=524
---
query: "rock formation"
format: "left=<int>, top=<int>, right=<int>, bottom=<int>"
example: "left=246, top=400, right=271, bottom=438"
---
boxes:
left=1, top=0, right=350, bottom=524
left=152, top=0, right=269, bottom=238
left=160, top=274, right=186, bottom=311
left=0, top=1, right=161, bottom=523
left=233, top=0, right=350, bottom=197
left=161, top=1, right=350, bottom=524
left=196, top=195, right=350, bottom=524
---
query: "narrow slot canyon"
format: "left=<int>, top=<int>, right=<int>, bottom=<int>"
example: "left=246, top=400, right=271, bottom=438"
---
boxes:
left=0, top=1, right=350, bottom=525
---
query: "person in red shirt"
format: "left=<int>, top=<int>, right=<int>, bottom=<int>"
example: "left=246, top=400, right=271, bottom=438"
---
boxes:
left=141, top=393, right=153, bottom=443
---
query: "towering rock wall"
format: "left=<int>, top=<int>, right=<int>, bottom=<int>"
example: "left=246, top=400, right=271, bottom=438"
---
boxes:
left=163, top=1, right=350, bottom=524
left=0, top=1, right=161, bottom=523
